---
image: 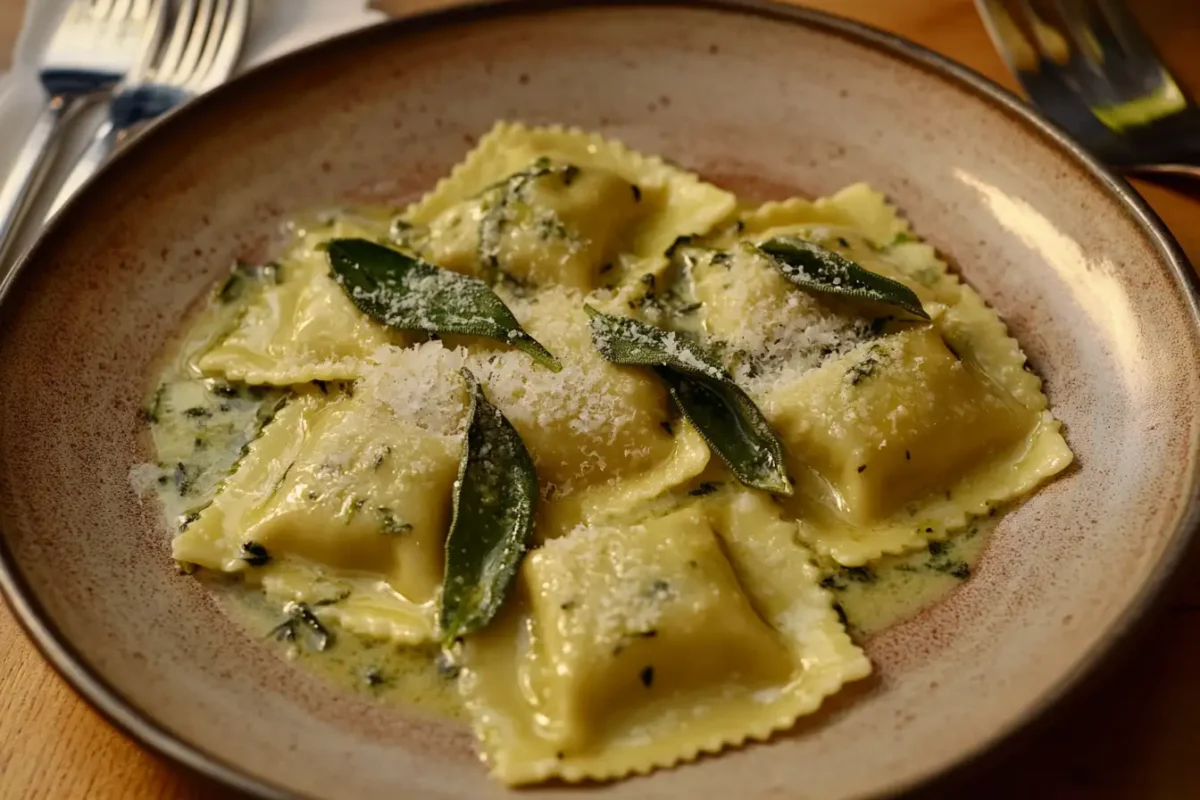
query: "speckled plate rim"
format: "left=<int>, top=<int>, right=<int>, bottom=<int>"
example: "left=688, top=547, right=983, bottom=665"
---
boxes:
left=1, top=2, right=1198, bottom=798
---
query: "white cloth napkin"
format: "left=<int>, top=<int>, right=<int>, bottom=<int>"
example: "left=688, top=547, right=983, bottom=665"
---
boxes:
left=0, top=0, right=386, bottom=239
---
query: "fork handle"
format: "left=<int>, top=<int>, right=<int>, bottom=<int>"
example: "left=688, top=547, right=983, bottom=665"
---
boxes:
left=44, top=120, right=118, bottom=223
left=0, top=95, right=92, bottom=271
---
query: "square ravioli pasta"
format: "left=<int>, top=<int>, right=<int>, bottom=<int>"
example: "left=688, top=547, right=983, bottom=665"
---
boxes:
left=198, top=213, right=411, bottom=385
left=687, top=184, right=1072, bottom=565
left=406, top=121, right=736, bottom=291
left=172, top=389, right=461, bottom=644
left=455, top=493, right=869, bottom=785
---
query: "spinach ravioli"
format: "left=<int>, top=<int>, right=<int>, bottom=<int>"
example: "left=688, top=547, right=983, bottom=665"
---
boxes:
left=135, top=122, right=1072, bottom=786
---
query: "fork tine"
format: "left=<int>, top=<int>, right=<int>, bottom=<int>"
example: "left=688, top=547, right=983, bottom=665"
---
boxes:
left=129, top=0, right=153, bottom=21
left=194, top=0, right=249, bottom=92
left=109, top=0, right=134, bottom=21
left=155, top=0, right=199, bottom=80
left=975, top=0, right=1039, bottom=76
left=92, top=0, right=116, bottom=19
left=187, top=0, right=232, bottom=91
left=127, top=0, right=167, bottom=82
left=1049, top=0, right=1190, bottom=128
left=161, top=0, right=215, bottom=86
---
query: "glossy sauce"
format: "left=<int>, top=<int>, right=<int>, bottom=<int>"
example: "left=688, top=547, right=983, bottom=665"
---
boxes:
left=134, top=213, right=991, bottom=721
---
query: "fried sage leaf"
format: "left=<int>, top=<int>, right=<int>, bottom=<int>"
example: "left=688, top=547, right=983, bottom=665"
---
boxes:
left=758, top=236, right=929, bottom=320
left=440, top=369, right=538, bottom=643
left=656, top=368, right=792, bottom=496
left=585, top=306, right=792, bottom=495
left=584, top=304, right=727, bottom=381
left=327, top=238, right=561, bottom=371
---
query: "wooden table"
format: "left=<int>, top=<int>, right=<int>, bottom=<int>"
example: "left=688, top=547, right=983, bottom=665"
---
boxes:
left=2, top=1, right=1199, bottom=797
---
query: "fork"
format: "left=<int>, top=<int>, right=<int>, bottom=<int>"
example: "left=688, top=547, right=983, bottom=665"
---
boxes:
left=0, top=0, right=167, bottom=268
left=45, top=0, right=251, bottom=220
left=975, top=0, right=1200, bottom=179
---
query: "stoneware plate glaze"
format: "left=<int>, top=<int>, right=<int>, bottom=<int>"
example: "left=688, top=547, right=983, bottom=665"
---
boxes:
left=1, top=2, right=1198, bottom=798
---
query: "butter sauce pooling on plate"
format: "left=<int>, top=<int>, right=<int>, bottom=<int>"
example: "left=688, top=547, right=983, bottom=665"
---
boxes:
left=131, top=121, right=1072, bottom=785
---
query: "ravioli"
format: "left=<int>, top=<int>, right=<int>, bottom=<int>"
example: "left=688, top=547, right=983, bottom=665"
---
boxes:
left=198, top=216, right=409, bottom=385
left=143, top=124, right=1073, bottom=787
left=685, top=185, right=1072, bottom=564
left=456, top=500, right=868, bottom=784
left=407, top=121, right=737, bottom=290
left=172, top=390, right=461, bottom=643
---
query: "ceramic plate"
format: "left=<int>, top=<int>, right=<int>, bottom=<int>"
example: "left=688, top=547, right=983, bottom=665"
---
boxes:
left=2, top=2, right=1198, bottom=798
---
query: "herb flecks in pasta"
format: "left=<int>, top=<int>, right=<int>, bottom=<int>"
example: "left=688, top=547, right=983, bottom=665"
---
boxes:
left=440, top=369, right=539, bottom=644
left=759, top=236, right=930, bottom=320
left=585, top=306, right=791, bottom=495
left=327, top=238, right=561, bottom=372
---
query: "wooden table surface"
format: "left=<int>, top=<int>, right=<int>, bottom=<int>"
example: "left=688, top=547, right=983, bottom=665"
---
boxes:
left=2, top=1, right=1200, bottom=798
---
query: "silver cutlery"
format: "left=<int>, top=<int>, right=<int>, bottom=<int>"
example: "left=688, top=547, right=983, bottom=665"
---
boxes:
left=976, top=0, right=1200, bottom=179
left=0, top=0, right=167, bottom=268
left=46, top=0, right=252, bottom=220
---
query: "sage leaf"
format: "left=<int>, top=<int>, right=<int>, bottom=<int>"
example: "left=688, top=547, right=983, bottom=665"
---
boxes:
left=440, top=369, right=538, bottom=643
left=657, top=368, right=792, bottom=496
left=758, top=236, right=929, bottom=320
left=584, top=305, right=727, bottom=381
left=327, top=238, right=561, bottom=371
left=584, top=306, right=792, bottom=495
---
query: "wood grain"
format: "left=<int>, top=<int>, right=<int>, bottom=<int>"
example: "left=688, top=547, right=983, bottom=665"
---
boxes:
left=1, top=0, right=1198, bottom=797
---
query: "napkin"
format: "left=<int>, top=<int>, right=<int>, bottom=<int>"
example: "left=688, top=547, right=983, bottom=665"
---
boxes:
left=0, top=0, right=387, bottom=241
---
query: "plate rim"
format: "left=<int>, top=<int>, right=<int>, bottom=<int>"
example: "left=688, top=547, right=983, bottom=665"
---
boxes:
left=1, top=1, right=1197, bottom=798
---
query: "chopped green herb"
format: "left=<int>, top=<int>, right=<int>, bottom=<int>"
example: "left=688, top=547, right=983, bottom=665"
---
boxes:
left=435, top=651, right=462, bottom=680
left=174, top=462, right=200, bottom=496
left=239, top=541, right=271, bottom=566
left=688, top=482, right=721, bottom=497
left=363, top=667, right=386, bottom=688
left=845, top=344, right=889, bottom=385
left=665, top=235, right=694, bottom=257
left=140, top=384, right=167, bottom=424
left=832, top=602, right=849, bottom=628
left=372, top=445, right=392, bottom=470
left=631, top=184, right=642, bottom=202
left=640, top=666, right=655, bottom=688
left=844, top=566, right=876, bottom=584
left=217, top=260, right=278, bottom=304
left=182, top=406, right=211, bottom=419
left=268, top=602, right=333, bottom=652
left=377, top=507, right=413, bottom=535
